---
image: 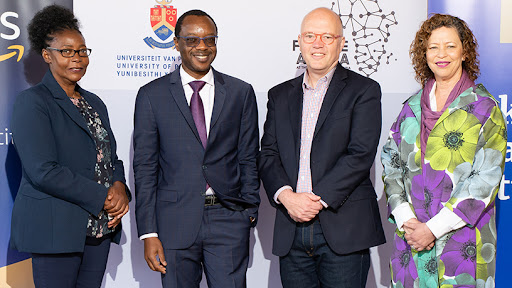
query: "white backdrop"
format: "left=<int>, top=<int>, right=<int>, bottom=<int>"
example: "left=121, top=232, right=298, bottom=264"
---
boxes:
left=73, top=1, right=427, bottom=287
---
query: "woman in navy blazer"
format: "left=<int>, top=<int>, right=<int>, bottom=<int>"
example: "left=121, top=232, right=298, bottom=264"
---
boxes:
left=10, top=5, right=130, bottom=288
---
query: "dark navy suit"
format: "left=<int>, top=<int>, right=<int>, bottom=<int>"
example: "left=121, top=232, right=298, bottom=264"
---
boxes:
left=10, top=70, right=128, bottom=253
left=10, top=70, right=129, bottom=287
left=133, top=67, right=259, bottom=287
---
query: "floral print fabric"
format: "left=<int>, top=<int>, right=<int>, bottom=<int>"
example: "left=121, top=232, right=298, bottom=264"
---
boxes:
left=70, top=96, right=115, bottom=238
left=382, top=85, right=505, bottom=288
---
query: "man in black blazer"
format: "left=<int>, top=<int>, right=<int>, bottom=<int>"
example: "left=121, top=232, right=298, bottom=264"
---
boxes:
left=133, top=9, right=259, bottom=288
left=259, top=7, right=385, bottom=288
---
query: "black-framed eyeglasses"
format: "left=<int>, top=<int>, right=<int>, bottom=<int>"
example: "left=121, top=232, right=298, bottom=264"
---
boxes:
left=300, top=32, right=342, bottom=45
left=46, top=47, right=92, bottom=58
left=177, top=36, right=218, bottom=47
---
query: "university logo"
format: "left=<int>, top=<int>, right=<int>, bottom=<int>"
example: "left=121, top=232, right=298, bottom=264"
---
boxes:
left=143, top=0, right=177, bottom=49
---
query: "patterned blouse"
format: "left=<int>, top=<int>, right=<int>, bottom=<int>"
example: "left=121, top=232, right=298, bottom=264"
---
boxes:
left=70, top=95, right=116, bottom=238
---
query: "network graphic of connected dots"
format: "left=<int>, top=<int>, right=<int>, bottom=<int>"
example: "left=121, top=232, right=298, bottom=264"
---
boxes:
left=332, top=0, right=398, bottom=77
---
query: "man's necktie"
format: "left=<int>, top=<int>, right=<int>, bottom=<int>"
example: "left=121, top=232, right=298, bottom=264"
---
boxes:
left=189, top=80, right=207, bottom=148
left=189, top=80, right=211, bottom=191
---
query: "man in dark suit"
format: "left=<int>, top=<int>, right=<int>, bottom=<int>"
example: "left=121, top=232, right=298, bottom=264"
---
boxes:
left=133, top=9, right=260, bottom=288
left=259, top=7, right=385, bottom=288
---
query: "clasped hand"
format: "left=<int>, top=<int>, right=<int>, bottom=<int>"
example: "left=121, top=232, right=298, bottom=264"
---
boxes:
left=278, top=189, right=323, bottom=222
left=403, top=218, right=435, bottom=251
left=103, top=181, right=129, bottom=229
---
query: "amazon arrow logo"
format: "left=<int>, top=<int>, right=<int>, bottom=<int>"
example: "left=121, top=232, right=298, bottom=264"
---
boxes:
left=0, top=45, right=24, bottom=62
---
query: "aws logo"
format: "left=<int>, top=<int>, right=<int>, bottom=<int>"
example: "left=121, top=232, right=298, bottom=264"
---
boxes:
left=143, top=0, right=177, bottom=49
left=1, top=11, right=24, bottom=62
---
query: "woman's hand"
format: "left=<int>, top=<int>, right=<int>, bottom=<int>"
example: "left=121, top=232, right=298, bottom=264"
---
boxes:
left=103, top=181, right=129, bottom=228
left=403, top=219, right=435, bottom=251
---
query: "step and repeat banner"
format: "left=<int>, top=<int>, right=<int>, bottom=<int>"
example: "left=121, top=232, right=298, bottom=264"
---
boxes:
left=0, top=0, right=509, bottom=287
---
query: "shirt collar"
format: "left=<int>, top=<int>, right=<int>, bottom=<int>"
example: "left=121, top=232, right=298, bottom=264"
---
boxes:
left=180, top=65, right=215, bottom=87
left=302, top=65, right=337, bottom=90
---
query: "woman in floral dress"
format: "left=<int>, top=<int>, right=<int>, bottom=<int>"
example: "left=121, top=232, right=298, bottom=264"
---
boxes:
left=381, top=14, right=505, bottom=288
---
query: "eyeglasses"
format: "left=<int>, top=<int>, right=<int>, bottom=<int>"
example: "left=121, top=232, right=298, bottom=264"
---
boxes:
left=177, top=36, right=218, bottom=47
left=300, top=32, right=342, bottom=45
left=46, top=47, right=92, bottom=58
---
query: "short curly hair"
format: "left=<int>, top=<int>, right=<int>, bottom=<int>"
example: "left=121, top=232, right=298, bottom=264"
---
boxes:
left=410, top=13, right=479, bottom=87
left=28, top=4, right=81, bottom=53
left=175, top=9, right=217, bottom=37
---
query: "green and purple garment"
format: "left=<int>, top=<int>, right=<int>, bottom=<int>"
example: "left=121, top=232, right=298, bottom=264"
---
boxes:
left=382, top=84, right=505, bottom=288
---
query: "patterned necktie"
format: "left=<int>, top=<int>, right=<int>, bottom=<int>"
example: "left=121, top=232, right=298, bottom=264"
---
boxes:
left=189, top=80, right=207, bottom=148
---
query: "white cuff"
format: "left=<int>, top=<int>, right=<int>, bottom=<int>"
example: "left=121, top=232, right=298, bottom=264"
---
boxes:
left=140, top=233, right=159, bottom=240
left=391, top=202, right=417, bottom=232
left=426, top=207, right=467, bottom=239
left=274, top=185, right=293, bottom=204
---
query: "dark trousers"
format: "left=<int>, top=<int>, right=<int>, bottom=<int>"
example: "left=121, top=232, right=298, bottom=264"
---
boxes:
left=162, top=204, right=252, bottom=288
left=280, top=219, right=370, bottom=288
left=32, top=235, right=112, bottom=288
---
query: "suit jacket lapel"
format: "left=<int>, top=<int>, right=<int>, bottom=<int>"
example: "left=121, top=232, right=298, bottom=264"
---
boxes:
left=168, top=69, right=204, bottom=147
left=314, top=64, right=347, bottom=138
left=209, top=69, right=226, bottom=133
left=288, top=75, right=304, bottom=174
left=43, top=71, right=91, bottom=136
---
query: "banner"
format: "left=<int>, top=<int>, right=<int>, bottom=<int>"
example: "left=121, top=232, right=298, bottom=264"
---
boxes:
left=2, top=1, right=436, bottom=287
left=428, top=0, right=512, bottom=286
left=0, top=1, right=72, bottom=287
left=74, top=1, right=427, bottom=287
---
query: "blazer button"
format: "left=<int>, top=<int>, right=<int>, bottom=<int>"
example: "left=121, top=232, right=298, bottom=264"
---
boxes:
left=202, top=165, right=207, bottom=170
